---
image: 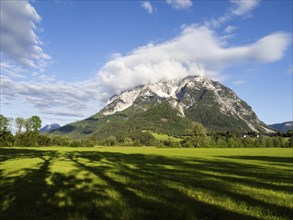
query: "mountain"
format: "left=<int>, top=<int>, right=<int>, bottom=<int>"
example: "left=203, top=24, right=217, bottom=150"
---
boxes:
left=39, top=123, right=61, bottom=133
left=52, top=74, right=273, bottom=139
left=269, top=121, right=293, bottom=133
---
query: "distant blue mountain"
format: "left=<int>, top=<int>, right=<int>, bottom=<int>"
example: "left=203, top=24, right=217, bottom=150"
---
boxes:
left=269, top=121, right=293, bottom=133
left=39, top=123, right=61, bottom=133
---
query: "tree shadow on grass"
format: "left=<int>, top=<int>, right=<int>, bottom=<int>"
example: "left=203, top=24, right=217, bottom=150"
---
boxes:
left=1, top=148, right=292, bottom=220
left=68, top=152, right=259, bottom=220
left=69, top=151, right=292, bottom=219
left=216, top=156, right=293, bottom=168
left=0, top=148, right=118, bottom=220
left=1, top=150, right=57, bottom=219
left=0, top=148, right=54, bottom=162
left=180, top=158, right=293, bottom=192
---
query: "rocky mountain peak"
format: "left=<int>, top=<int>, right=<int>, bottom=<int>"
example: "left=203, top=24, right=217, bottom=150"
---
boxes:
left=103, top=74, right=209, bottom=115
left=101, top=74, right=273, bottom=133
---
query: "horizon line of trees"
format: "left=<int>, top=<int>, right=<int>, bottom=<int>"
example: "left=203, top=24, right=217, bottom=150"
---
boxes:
left=1, top=114, right=292, bottom=148
left=1, top=115, right=42, bottom=147
left=0, top=115, right=42, bottom=133
left=96, top=122, right=292, bottom=148
left=0, top=114, right=96, bottom=147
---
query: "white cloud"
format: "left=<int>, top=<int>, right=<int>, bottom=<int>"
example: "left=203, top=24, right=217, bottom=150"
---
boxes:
left=0, top=61, right=27, bottom=77
left=232, top=80, right=246, bottom=85
left=205, top=0, right=260, bottom=28
left=0, top=75, right=105, bottom=118
left=141, top=1, right=154, bottom=14
left=97, top=25, right=291, bottom=94
left=0, top=0, right=51, bottom=70
left=39, top=109, right=85, bottom=118
left=166, top=0, right=192, bottom=10
left=39, top=74, right=56, bottom=82
left=224, top=25, right=237, bottom=34
left=231, top=0, right=260, bottom=16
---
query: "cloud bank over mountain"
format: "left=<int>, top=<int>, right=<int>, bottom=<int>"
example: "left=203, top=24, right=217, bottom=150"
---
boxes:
left=97, top=25, right=291, bottom=94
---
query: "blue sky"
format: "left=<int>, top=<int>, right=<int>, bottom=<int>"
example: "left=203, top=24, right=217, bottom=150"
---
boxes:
left=0, top=0, right=292, bottom=127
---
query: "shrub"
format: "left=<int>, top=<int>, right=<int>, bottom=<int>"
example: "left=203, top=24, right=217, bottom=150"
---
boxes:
left=0, top=131, right=14, bottom=147
left=185, top=122, right=208, bottom=147
left=128, top=132, right=156, bottom=146
left=81, top=139, right=95, bottom=147
left=123, top=137, right=134, bottom=146
left=70, top=140, right=82, bottom=147
left=37, top=135, right=52, bottom=146
left=163, top=139, right=181, bottom=148
left=286, top=136, right=293, bottom=148
left=104, top=136, right=117, bottom=146
left=15, top=131, right=39, bottom=147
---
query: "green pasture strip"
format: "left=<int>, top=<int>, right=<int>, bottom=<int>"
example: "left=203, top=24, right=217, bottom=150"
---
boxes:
left=149, top=132, right=183, bottom=142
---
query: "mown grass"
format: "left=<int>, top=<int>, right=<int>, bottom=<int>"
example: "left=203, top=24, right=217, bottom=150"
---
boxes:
left=0, top=147, right=292, bottom=220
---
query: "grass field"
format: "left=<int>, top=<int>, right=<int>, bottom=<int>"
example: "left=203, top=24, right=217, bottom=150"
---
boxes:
left=0, top=147, right=292, bottom=220
left=149, top=132, right=183, bottom=142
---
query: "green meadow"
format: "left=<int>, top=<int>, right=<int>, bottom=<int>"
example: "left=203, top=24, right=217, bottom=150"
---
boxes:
left=0, top=147, right=292, bottom=220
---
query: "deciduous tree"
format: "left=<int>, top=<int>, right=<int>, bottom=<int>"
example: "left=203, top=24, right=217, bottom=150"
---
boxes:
left=186, top=121, right=208, bottom=147
left=30, top=116, right=42, bottom=132
left=15, top=117, right=25, bottom=133
left=0, top=114, right=9, bottom=132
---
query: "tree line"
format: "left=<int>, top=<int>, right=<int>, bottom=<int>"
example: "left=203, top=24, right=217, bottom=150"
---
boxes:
left=1, top=115, right=43, bottom=147
left=94, top=122, right=292, bottom=148
left=0, top=115, right=94, bottom=147
left=0, top=114, right=292, bottom=148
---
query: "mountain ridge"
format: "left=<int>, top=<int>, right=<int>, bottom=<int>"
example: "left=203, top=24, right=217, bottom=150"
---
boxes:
left=39, top=123, right=61, bottom=133
left=52, top=74, right=273, bottom=139
left=269, top=121, right=293, bottom=133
